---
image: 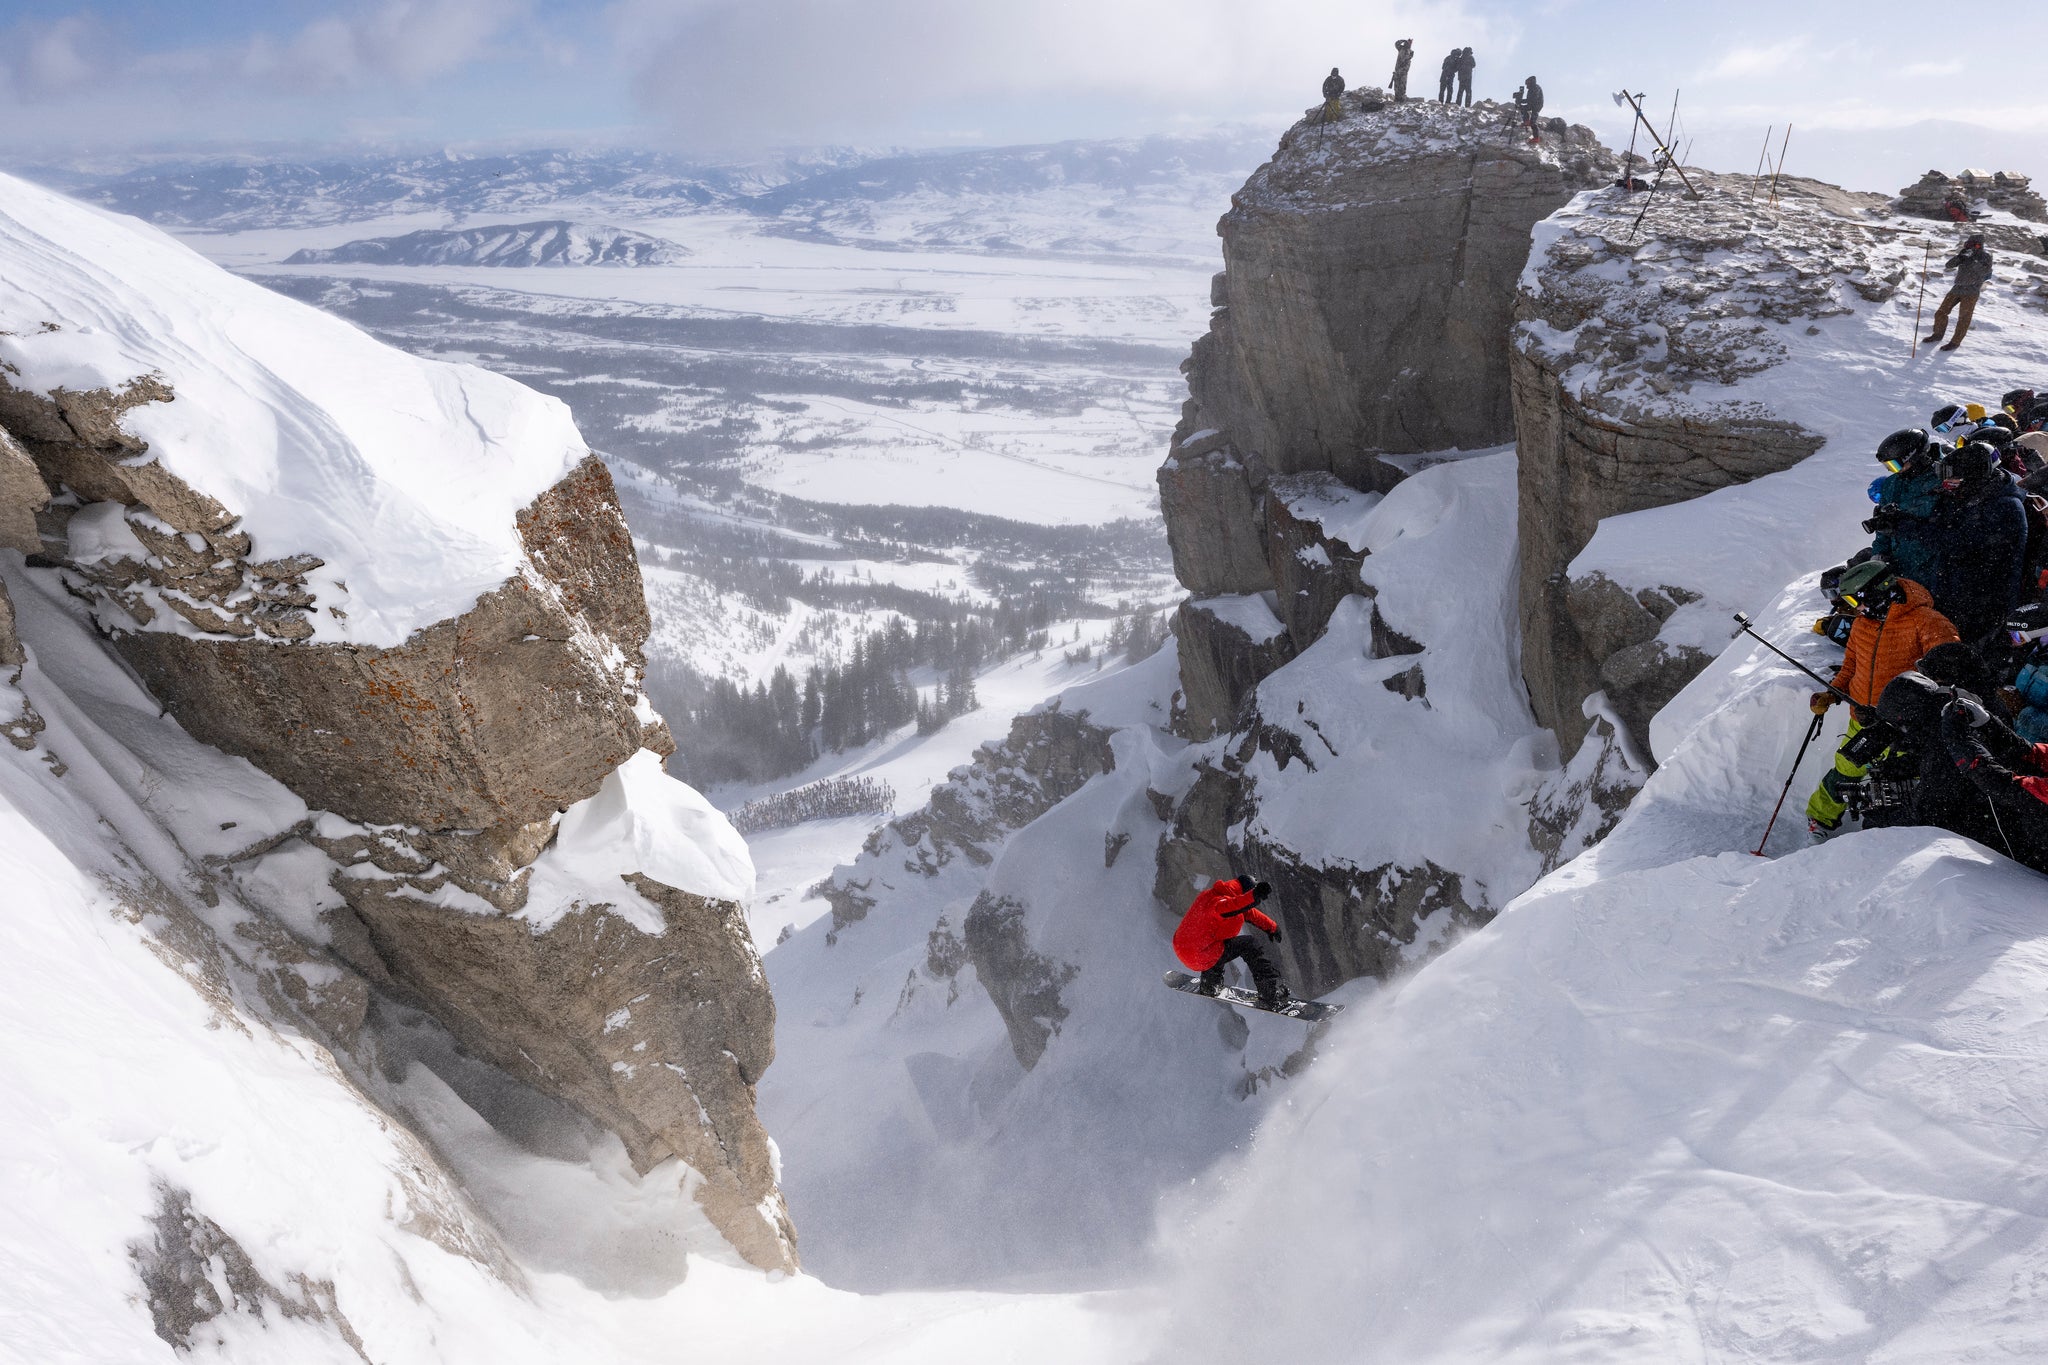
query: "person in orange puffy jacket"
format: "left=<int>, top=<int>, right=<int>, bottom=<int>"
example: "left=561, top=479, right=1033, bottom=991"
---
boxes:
left=1806, top=558, right=1960, bottom=835
left=1174, top=876, right=1289, bottom=1007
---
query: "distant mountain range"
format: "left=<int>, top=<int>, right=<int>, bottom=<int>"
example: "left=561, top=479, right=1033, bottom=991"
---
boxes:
left=284, top=220, right=689, bottom=267
left=17, top=134, right=1273, bottom=237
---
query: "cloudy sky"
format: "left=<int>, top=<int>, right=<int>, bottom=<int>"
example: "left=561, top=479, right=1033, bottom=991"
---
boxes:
left=2, top=0, right=2043, bottom=190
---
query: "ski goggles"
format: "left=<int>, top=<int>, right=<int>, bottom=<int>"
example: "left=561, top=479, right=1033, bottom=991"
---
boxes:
left=1879, top=456, right=1906, bottom=473
left=1933, top=415, right=1976, bottom=436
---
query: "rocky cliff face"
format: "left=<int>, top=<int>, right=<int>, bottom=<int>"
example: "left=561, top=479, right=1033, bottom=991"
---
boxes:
left=0, top=172, right=794, bottom=1272
left=1175, top=90, right=1616, bottom=499
left=1150, top=96, right=1623, bottom=998
left=1512, top=176, right=1897, bottom=761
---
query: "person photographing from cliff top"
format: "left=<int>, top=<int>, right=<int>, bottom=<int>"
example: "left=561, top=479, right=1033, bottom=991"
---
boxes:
left=1805, top=558, right=1961, bottom=838
left=1455, top=48, right=1475, bottom=107
left=1924, top=235, right=1994, bottom=352
left=1322, top=67, right=1345, bottom=123
left=1513, top=76, right=1544, bottom=142
left=1437, top=48, right=1457, bottom=103
left=1173, top=875, right=1289, bottom=1010
left=1391, top=39, right=1414, bottom=102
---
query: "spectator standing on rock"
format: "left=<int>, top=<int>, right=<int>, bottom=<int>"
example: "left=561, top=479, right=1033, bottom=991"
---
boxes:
left=1517, top=76, right=1544, bottom=140
left=1455, top=48, right=1476, bottom=107
left=1322, top=67, right=1345, bottom=123
left=1924, top=235, right=1994, bottom=352
left=1438, top=48, right=1457, bottom=103
left=1391, top=39, right=1413, bottom=102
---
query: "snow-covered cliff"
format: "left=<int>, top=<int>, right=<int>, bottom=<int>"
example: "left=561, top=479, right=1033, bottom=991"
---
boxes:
left=0, top=167, right=800, bottom=1358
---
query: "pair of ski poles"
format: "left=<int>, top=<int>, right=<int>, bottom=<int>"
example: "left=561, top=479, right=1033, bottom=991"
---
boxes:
left=1732, top=612, right=1860, bottom=855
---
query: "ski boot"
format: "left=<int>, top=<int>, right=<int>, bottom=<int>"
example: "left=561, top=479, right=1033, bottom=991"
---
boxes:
left=1196, top=969, right=1225, bottom=997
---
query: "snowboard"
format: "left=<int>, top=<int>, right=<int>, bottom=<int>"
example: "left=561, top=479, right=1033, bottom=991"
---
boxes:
left=1163, top=970, right=1342, bottom=1022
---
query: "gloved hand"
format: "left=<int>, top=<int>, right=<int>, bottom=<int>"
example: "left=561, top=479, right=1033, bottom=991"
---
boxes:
left=1948, top=693, right=1992, bottom=728
left=1252, top=880, right=1272, bottom=899
left=2019, top=775, right=2048, bottom=806
left=1852, top=704, right=1879, bottom=727
left=1810, top=691, right=1837, bottom=716
left=1267, top=926, right=1284, bottom=944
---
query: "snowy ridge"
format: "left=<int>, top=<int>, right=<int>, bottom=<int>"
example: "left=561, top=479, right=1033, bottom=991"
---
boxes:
left=0, top=171, right=587, bottom=645
left=285, top=220, right=689, bottom=267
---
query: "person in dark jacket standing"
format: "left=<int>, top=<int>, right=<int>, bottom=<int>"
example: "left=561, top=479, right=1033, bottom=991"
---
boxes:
left=1391, top=39, right=1414, bottom=102
left=1437, top=49, right=1457, bottom=103
left=1455, top=48, right=1475, bottom=106
left=1173, top=876, right=1289, bottom=1008
left=1875, top=664, right=2048, bottom=873
left=1322, top=67, right=1345, bottom=122
left=1925, top=235, right=1994, bottom=352
left=1932, top=441, right=2029, bottom=643
left=1517, top=76, right=1544, bottom=138
left=1864, top=427, right=1946, bottom=592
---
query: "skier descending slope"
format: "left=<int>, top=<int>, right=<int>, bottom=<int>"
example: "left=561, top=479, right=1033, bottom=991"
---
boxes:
left=1174, top=876, right=1288, bottom=1008
left=1164, top=877, right=1343, bottom=1020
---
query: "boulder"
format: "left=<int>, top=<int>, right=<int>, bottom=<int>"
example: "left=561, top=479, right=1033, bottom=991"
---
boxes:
left=961, top=892, right=1077, bottom=1071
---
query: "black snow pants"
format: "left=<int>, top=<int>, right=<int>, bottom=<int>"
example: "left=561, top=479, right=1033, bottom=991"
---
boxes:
left=1201, top=935, right=1282, bottom=998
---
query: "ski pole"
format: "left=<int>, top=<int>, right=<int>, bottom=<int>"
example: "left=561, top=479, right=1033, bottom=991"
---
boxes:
left=1732, top=612, right=1857, bottom=703
left=1910, top=240, right=1930, bottom=358
left=1753, top=711, right=1825, bottom=855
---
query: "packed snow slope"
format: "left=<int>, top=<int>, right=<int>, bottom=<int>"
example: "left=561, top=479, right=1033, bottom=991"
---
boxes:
left=1161, top=829, right=2048, bottom=1363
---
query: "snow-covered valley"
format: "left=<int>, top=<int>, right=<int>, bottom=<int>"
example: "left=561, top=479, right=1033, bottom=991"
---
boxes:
left=9, top=101, right=2048, bottom=1365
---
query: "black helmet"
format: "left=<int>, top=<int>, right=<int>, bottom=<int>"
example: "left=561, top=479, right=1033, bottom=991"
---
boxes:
left=1975, top=425, right=2016, bottom=449
left=1947, top=440, right=2002, bottom=481
left=1877, top=669, right=1948, bottom=734
left=1966, top=234, right=1985, bottom=248
left=2002, top=388, right=2036, bottom=415
left=1931, top=403, right=1971, bottom=433
left=1875, top=428, right=1931, bottom=469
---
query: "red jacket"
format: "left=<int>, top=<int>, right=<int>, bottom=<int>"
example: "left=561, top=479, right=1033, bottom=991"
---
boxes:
left=1173, top=879, right=1279, bottom=970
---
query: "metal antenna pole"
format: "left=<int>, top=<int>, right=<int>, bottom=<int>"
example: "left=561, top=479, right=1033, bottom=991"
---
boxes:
left=1614, top=89, right=1701, bottom=199
left=1768, top=124, right=1792, bottom=208
left=1750, top=125, right=1772, bottom=202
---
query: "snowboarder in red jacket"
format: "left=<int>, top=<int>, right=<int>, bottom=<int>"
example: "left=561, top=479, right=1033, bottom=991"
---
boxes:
left=1174, top=876, right=1289, bottom=1007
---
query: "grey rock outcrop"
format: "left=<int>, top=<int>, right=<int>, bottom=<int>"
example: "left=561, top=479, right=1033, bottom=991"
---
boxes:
left=0, top=425, right=48, bottom=555
left=1169, top=595, right=1295, bottom=741
left=1157, top=437, right=1273, bottom=596
left=962, top=893, right=1077, bottom=1069
left=1263, top=474, right=1370, bottom=650
left=819, top=705, right=1115, bottom=941
left=1186, top=95, right=1617, bottom=492
left=0, top=363, right=793, bottom=1271
left=1512, top=180, right=1861, bottom=757
left=326, top=872, right=794, bottom=1272
left=1896, top=168, right=2047, bottom=223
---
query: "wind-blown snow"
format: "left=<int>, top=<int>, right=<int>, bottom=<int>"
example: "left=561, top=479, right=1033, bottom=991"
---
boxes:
left=0, top=171, right=588, bottom=646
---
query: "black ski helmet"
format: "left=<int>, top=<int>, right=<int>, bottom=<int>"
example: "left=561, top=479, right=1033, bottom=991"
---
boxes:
left=2003, top=388, right=2036, bottom=415
left=1931, top=403, right=1970, bottom=433
left=1875, top=428, right=1932, bottom=467
left=1975, top=425, right=2016, bottom=449
left=1947, top=440, right=2002, bottom=481
left=1876, top=669, right=1948, bottom=734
